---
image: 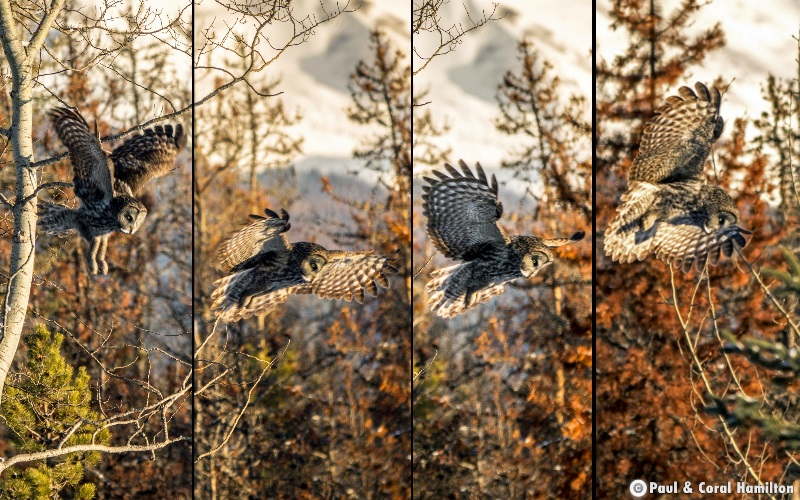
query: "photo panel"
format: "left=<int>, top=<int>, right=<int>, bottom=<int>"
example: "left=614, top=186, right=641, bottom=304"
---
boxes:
left=412, top=0, right=593, bottom=496
left=596, top=0, right=800, bottom=496
left=193, top=1, right=412, bottom=496
left=7, top=0, right=800, bottom=496
left=0, top=0, right=192, bottom=496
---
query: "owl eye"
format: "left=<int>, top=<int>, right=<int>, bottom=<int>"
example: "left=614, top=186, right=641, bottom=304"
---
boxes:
left=310, top=262, right=318, bottom=271
left=718, top=216, right=725, bottom=226
left=532, top=257, right=538, bottom=266
left=126, top=214, right=134, bottom=222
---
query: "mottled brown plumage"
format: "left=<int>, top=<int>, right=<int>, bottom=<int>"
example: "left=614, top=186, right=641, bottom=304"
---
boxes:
left=40, top=107, right=185, bottom=274
left=630, top=82, right=724, bottom=183
left=211, top=208, right=396, bottom=322
left=422, top=160, right=584, bottom=318
left=605, top=82, right=750, bottom=271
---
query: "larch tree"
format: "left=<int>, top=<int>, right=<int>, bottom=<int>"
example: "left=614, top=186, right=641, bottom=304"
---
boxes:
left=410, top=5, right=592, bottom=497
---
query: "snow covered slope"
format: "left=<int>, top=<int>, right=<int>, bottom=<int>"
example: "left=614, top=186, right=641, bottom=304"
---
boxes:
left=597, top=0, right=800, bottom=128
left=194, top=0, right=797, bottom=175
left=413, top=0, right=593, bottom=171
left=194, top=1, right=409, bottom=162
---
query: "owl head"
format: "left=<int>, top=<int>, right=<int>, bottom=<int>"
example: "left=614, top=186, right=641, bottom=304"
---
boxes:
left=113, top=195, right=147, bottom=235
left=701, top=185, right=739, bottom=234
left=511, top=237, right=554, bottom=277
left=520, top=249, right=553, bottom=277
left=513, top=231, right=584, bottom=278
left=292, top=242, right=329, bottom=281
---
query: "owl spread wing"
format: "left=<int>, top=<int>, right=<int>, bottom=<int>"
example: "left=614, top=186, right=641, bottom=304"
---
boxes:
left=307, top=251, right=397, bottom=302
left=606, top=181, right=661, bottom=236
left=110, top=123, right=186, bottom=195
left=650, top=221, right=750, bottom=272
left=422, top=160, right=507, bottom=261
left=49, top=107, right=114, bottom=205
left=214, top=288, right=293, bottom=323
left=630, top=82, right=724, bottom=184
left=215, top=208, right=292, bottom=273
left=604, top=214, right=750, bottom=272
left=210, top=257, right=295, bottom=323
left=211, top=251, right=396, bottom=322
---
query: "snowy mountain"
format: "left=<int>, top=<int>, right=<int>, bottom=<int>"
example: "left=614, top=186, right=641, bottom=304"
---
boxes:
left=194, top=0, right=409, bottom=163
left=194, top=0, right=798, bottom=179
left=413, top=0, right=593, bottom=171
left=597, top=0, right=800, bottom=130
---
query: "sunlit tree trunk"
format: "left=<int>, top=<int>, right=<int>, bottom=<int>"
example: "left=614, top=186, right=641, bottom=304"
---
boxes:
left=0, top=0, right=66, bottom=404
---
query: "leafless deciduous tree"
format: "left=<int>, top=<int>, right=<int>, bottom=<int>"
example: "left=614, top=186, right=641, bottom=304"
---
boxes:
left=412, top=0, right=502, bottom=75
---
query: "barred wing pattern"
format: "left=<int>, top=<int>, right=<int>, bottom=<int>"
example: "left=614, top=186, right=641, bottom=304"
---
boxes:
left=212, top=251, right=395, bottom=322
left=426, top=263, right=508, bottom=319
left=422, top=160, right=507, bottom=260
left=650, top=223, right=750, bottom=272
left=211, top=208, right=396, bottom=322
left=49, top=107, right=114, bottom=205
left=309, top=252, right=394, bottom=302
left=605, top=82, right=750, bottom=272
left=605, top=218, right=750, bottom=272
left=630, top=82, right=724, bottom=184
left=215, top=208, right=292, bottom=273
left=111, top=123, right=187, bottom=195
left=422, top=160, right=584, bottom=318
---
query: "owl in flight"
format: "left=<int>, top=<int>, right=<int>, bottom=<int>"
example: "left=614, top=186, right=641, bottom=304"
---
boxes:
left=422, top=160, right=584, bottom=318
left=604, top=82, right=751, bottom=272
left=211, top=208, right=397, bottom=323
left=40, top=107, right=186, bottom=274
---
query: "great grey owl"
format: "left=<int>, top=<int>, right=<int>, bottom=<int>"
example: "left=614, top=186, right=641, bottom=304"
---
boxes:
left=422, top=160, right=584, bottom=318
left=40, top=107, right=186, bottom=274
left=604, top=82, right=751, bottom=272
left=211, top=208, right=397, bottom=322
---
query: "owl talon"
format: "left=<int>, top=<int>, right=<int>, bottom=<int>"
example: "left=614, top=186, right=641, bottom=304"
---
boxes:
left=86, top=256, right=99, bottom=275
left=639, top=213, right=657, bottom=233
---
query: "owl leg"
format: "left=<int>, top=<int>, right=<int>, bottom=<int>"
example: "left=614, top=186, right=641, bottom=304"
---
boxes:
left=86, top=237, right=100, bottom=275
left=97, top=235, right=109, bottom=275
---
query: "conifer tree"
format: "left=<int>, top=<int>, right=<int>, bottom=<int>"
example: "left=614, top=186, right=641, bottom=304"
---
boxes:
left=347, top=29, right=412, bottom=228
left=753, top=71, right=800, bottom=217
left=411, top=34, right=592, bottom=500
left=596, top=0, right=724, bottom=181
left=1, top=326, right=111, bottom=499
left=495, top=39, right=592, bottom=221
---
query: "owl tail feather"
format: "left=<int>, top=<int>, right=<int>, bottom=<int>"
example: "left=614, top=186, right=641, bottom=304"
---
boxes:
left=426, top=264, right=505, bottom=318
left=210, top=272, right=290, bottom=323
left=38, top=203, right=79, bottom=236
